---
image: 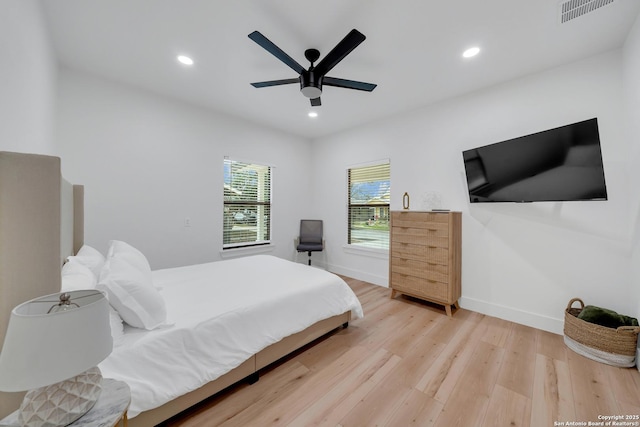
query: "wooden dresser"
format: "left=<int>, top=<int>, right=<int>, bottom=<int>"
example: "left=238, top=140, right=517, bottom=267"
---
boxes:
left=389, top=211, right=461, bottom=316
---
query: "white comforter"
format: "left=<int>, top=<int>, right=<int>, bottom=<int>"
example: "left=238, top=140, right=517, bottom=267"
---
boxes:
left=98, top=255, right=363, bottom=418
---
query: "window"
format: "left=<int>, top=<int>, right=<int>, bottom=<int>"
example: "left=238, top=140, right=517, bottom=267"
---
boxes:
left=348, top=162, right=390, bottom=250
left=223, top=159, right=271, bottom=249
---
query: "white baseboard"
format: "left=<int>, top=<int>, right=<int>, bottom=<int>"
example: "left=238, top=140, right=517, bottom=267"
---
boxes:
left=325, top=267, right=565, bottom=335
left=326, top=263, right=388, bottom=288
left=459, top=296, right=564, bottom=335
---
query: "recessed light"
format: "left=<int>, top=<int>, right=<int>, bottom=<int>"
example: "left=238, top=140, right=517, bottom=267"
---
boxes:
left=177, top=55, right=194, bottom=65
left=462, top=47, right=480, bottom=58
left=308, top=111, right=318, bottom=118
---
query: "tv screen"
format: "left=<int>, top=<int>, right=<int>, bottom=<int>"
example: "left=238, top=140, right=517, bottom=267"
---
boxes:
left=462, top=118, right=607, bottom=203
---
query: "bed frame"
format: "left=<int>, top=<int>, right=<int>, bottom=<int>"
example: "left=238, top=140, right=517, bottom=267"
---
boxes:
left=134, top=312, right=349, bottom=426
left=0, top=151, right=350, bottom=425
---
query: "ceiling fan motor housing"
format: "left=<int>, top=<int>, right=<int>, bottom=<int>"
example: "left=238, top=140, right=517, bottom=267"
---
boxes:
left=300, top=70, right=322, bottom=98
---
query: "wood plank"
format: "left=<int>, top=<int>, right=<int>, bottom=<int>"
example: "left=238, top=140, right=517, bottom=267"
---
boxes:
left=480, top=315, right=513, bottom=348
left=287, top=348, right=400, bottom=426
left=287, top=329, right=354, bottom=373
left=481, top=384, right=531, bottom=427
left=606, top=360, right=640, bottom=408
left=166, top=361, right=310, bottom=427
left=432, top=341, right=504, bottom=427
left=530, top=354, right=576, bottom=427
left=387, top=335, right=446, bottom=389
left=536, top=329, right=567, bottom=362
left=385, top=389, right=444, bottom=426
left=378, top=304, right=442, bottom=357
left=496, top=323, right=538, bottom=398
left=415, top=311, right=488, bottom=402
left=219, top=346, right=372, bottom=426
left=616, top=400, right=640, bottom=421
left=566, top=348, right=623, bottom=421
left=359, top=303, right=416, bottom=351
left=337, top=363, right=412, bottom=427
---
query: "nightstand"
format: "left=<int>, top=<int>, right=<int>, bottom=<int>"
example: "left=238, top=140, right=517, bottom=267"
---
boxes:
left=0, top=379, right=130, bottom=427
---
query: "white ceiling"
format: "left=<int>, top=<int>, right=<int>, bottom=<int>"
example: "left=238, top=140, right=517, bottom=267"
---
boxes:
left=40, top=0, right=640, bottom=140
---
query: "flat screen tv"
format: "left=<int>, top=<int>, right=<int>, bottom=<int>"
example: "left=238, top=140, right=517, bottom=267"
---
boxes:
left=462, top=118, right=607, bottom=203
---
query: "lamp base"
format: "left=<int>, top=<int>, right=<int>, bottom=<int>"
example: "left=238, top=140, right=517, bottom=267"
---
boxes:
left=18, top=367, right=103, bottom=427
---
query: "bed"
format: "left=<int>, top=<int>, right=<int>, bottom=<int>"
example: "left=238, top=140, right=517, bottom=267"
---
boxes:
left=0, top=151, right=363, bottom=426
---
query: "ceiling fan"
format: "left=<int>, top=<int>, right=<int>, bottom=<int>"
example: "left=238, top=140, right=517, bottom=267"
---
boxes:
left=248, top=29, right=377, bottom=107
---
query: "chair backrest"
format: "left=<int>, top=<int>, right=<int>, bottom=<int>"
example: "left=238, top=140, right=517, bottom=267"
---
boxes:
left=299, top=220, right=323, bottom=244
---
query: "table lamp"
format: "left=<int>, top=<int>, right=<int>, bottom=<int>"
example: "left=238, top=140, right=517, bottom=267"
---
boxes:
left=0, top=290, right=112, bottom=427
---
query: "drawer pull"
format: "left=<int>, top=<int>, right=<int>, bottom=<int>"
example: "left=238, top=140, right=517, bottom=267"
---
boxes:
left=427, top=245, right=437, bottom=249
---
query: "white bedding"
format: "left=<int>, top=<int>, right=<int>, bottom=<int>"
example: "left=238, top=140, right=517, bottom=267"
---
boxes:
left=98, top=255, right=363, bottom=418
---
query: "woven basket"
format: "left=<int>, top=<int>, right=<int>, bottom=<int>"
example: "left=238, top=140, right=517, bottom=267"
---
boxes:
left=564, top=298, right=640, bottom=367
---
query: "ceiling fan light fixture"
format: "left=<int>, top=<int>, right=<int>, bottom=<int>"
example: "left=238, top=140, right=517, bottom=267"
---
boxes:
left=301, top=86, right=322, bottom=99
left=300, top=71, right=322, bottom=98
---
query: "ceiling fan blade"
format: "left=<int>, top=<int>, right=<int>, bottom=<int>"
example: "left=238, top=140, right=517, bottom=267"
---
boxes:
left=248, top=31, right=305, bottom=74
left=313, top=29, right=366, bottom=77
left=251, top=78, right=299, bottom=88
left=323, top=77, right=377, bottom=92
left=310, top=97, right=321, bottom=107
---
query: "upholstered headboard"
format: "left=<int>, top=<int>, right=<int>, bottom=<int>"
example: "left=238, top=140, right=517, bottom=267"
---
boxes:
left=0, top=151, right=84, bottom=417
left=61, top=178, right=85, bottom=260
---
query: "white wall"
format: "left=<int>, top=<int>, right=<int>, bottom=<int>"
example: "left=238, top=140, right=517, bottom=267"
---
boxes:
left=0, top=1, right=60, bottom=417
left=312, top=50, right=631, bottom=334
left=0, top=0, right=57, bottom=155
left=622, top=13, right=640, bottom=366
left=55, top=68, right=313, bottom=269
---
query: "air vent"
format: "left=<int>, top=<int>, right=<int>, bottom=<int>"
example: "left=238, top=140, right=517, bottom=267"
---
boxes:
left=559, top=0, right=615, bottom=23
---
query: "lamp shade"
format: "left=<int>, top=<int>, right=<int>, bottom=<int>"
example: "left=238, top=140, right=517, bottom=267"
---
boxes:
left=0, top=290, right=112, bottom=392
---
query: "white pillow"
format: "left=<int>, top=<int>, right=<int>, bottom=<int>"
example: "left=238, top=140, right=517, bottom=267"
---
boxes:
left=98, top=256, right=167, bottom=330
left=109, top=306, right=125, bottom=345
left=61, top=260, right=97, bottom=291
left=67, top=245, right=105, bottom=278
left=107, top=240, right=151, bottom=275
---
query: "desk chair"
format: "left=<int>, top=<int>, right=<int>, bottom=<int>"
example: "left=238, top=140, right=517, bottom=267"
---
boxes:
left=296, top=219, right=324, bottom=266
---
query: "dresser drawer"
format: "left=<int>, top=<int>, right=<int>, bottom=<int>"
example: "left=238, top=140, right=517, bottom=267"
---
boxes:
left=391, top=242, right=426, bottom=261
left=391, top=229, right=449, bottom=249
left=390, top=272, right=448, bottom=302
left=391, top=257, right=448, bottom=282
left=391, top=211, right=450, bottom=226
left=424, top=245, right=449, bottom=264
left=391, top=221, right=448, bottom=233
left=391, top=241, right=449, bottom=265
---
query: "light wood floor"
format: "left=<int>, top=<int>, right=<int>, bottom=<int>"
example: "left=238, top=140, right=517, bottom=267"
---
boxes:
left=164, top=278, right=640, bottom=427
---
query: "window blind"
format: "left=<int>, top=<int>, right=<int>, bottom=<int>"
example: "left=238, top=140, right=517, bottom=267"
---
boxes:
left=223, top=159, right=271, bottom=249
left=347, top=162, right=390, bottom=250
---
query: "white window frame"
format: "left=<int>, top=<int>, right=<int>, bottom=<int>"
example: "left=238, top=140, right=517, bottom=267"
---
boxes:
left=223, top=158, right=272, bottom=250
left=347, top=160, right=390, bottom=251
